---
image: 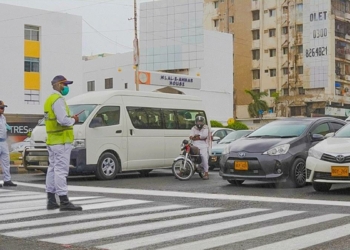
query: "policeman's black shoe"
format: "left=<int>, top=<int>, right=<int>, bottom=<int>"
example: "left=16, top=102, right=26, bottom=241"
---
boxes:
left=47, top=192, right=59, bottom=210
left=3, top=181, right=17, bottom=187
left=59, top=195, right=83, bottom=211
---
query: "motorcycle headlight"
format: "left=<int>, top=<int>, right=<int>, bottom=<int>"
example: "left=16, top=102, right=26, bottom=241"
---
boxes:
left=222, top=144, right=231, bottom=155
left=73, top=139, right=85, bottom=148
left=263, top=144, right=290, bottom=156
left=308, top=147, right=323, bottom=160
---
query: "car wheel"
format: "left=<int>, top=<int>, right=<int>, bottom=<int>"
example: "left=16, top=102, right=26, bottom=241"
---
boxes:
left=96, top=152, right=119, bottom=180
left=290, top=158, right=306, bottom=188
left=227, top=180, right=244, bottom=186
left=312, top=182, right=332, bottom=192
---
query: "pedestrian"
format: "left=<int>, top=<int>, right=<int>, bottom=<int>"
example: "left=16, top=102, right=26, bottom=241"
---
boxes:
left=0, top=100, right=17, bottom=187
left=189, top=115, right=210, bottom=180
left=44, top=75, right=82, bottom=211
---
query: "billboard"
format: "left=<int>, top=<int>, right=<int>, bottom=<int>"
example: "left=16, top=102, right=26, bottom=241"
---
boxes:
left=303, top=0, right=331, bottom=88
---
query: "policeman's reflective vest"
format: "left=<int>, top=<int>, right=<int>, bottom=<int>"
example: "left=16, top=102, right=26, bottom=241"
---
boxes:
left=44, top=93, right=74, bottom=145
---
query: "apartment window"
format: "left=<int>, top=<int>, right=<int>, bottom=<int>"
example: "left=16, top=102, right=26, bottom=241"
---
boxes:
left=283, top=88, right=289, bottom=95
left=269, top=9, right=276, bottom=17
left=298, top=87, right=305, bottom=95
left=282, top=67, right=289, bottom=75
left=270, top=69, right=277, bottom=77
left=214, top=1, right=219, bottom=8
left=269, top=29, right=276, bottom=37
left=296, top=24, right=303, bottom=32
left=252, top=49, right=260, bottom=60
left=252, top=30, right=260, bottom=40
left=296, top=3, right=303, bottom=12
left=283, top=47, right=289, bottom=55
left=270, top=89, right=277, bottom=96
left=214, top=19, right=219, bottom=27
left=291, top=106, right=302, bottom=116
left=252, top=10, right=260, bottom=21
left=229, top=16, right=234, bottom=23
left=269, top=49, right=276, bottom=57
left=282, top=6, right=288, bottom=14
left=105, top=78, right=113, bottom=89
left=297, top=45, right=303, bottom=54
left=252, top=69, right=260, bottom=80
left=87, top=81, right=95, bottom=92
left=24, top=25, right=39, bottom=41
left=297, top=66, right=304, bottom=74
left=282, top=26, right=288, bottom=35
left=24, top=57, right=39, bottom=72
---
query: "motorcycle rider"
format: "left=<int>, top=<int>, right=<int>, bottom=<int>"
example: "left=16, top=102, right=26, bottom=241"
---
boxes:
left=189, top=115, right=210, bottom=180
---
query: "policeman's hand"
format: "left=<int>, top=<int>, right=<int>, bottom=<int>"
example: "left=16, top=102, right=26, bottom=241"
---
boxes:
left=72, top=115, right=79, bottom=123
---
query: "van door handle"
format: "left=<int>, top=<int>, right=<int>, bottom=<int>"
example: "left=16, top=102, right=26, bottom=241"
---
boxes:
left=116, top=130, right=122, bottom=134
left=130, top=129, right=133, bottom=135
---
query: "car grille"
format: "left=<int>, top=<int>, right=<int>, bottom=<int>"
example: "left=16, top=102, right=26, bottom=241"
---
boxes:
left=314, top=171, right=350, bottom=180
left=321, top=153, right=350, bottom=163
left=224, top=157, right=265, bottom=176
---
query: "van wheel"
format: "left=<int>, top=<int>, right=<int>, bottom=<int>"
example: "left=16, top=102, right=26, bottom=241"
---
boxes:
left=290, top=158, right=306, bottom=188
left=312, top=182, right=332, bottom=192
left=139, top=170, right=152, bottom=177
left=96, top=153, right=119, bottom=180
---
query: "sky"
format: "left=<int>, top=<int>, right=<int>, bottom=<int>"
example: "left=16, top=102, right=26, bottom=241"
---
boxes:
left=0, top=0, right=152, bottom=56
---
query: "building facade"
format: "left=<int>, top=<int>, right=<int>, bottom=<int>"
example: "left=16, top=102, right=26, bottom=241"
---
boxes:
left=204, top=0, right=350, bottom=120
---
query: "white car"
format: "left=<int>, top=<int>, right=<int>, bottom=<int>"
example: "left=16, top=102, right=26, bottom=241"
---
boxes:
left=306, top=124, right=350, bottom=192
left=10, top=137, right=31, bottom=152
left=211, top=128, right=234, bottom=145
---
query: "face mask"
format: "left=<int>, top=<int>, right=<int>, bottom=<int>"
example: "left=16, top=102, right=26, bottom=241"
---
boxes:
left=61, top=86, right=69, bottom=96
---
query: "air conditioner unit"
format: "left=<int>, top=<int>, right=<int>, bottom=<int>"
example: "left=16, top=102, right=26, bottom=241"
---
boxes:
left=345, top=75, right=350, bottom=81
left=345, top=13, right=350, bottom=20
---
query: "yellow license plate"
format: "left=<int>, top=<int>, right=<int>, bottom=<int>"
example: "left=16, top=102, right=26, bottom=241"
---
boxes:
left=234, top=161, right=248, bottom=171
left=210, top=156, right=217, bottom=162
left=331, top=166, right=349, bottom=177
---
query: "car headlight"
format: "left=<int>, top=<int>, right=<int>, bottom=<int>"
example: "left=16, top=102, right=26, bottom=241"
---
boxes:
left=308, top=147, right=323, bottom=160
left=73, top=139, right=85, bottom=148
left=263, top=144, right=290, bottom=156
left=222, top=144, right=231, bottom=155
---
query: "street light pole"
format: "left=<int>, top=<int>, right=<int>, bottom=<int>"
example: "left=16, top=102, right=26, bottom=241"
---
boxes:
left=133, top=0, right=140, bottom=91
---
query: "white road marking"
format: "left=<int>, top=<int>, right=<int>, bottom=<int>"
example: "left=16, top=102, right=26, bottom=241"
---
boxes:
left=0, top=204, right=186, bottom=231
left=42, top=209, right=265, bottom=245
left=0, top=191, right=40, bottom=197
left=0, top=189, right=13, bottom=193
left=0, top=194, right=45, bottom=203
left=15, top=182, right=350, bottom=207
left=157, top=214, right=348, bottom=250
left=98, top=209, right=295, bottom=250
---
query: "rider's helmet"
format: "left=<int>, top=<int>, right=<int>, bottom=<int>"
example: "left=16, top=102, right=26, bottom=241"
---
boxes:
left=195, top=116, right=205, bottom=130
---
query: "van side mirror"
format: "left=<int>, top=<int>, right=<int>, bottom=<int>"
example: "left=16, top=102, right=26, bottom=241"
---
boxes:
left=311, top=133, right=324, bottom=141
left=89, top=117, right=103, bottom=128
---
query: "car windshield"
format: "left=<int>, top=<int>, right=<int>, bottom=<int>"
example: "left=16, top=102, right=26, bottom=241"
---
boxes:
left=219, top=131, right=252, bottom=144
left=38, top=104, right=97, bottom=125
left=334, top=124, right=350, bottom=137
left=248, top=122, right=308, bottom=138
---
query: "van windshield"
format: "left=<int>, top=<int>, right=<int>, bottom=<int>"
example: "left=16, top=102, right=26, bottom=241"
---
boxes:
left=38, top=104, right=97, bottom=125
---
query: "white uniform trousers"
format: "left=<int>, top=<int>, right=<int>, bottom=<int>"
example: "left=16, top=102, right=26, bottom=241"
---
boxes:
left=46, top=144, right=73, bottom=196
left=0, top=141, right=11, bottom=182
left=198, top=146, right=209, bottom=172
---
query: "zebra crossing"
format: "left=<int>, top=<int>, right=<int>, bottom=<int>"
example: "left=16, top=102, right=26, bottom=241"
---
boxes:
left=1, top=188, right=350, bottom=249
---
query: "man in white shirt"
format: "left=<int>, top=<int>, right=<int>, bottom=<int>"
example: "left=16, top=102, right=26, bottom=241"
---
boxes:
left=189, top=116, right=210, bottom=180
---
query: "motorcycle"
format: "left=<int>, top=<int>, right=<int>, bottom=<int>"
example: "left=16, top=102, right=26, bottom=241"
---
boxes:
left=172, top=139, right=205, bottom=180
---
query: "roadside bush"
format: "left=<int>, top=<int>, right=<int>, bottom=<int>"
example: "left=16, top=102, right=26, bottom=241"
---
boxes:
left=226, top=121, right=249, bottom=130
left=210, top=120, right=224, bottom=128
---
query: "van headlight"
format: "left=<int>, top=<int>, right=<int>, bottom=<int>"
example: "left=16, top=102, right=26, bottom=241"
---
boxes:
left=263, top=144, right=290, bottom=155
left=308, top=147, right=323, bottom=160
left=73, top=139, right=85, bottom=148
left=222, top=144, right=231, bottom=155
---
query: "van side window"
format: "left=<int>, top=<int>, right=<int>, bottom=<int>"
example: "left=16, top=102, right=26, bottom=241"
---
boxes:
left=311, top=123, right=330, bottom=136
left=176, top=110, right=206, bottom=130
left=127, top=107, right=162, bottom=129
left=93, top=106, right=120, bottom=127
left=163, top=110, right=178, bottom=129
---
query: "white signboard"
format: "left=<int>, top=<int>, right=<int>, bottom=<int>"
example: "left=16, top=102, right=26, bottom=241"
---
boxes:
left=303, top=0, right=331, bottom=88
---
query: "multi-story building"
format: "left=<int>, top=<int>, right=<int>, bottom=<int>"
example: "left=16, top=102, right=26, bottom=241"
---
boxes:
left=204, top=0, right=350, bottom=120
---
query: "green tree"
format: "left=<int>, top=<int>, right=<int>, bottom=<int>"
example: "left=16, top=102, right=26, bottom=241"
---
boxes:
left=245, top=90, right=269, bottom=118
left=210, top=120, right=224, bottom=128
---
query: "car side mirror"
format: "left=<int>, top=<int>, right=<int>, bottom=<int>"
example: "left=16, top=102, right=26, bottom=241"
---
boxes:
left=311, top=133, right=324, bottom=141
left=213, top=136, right=221, bottom=142
left=324, top=132, right=335, bottom=138
left=89, top=117, right=103, bottom=128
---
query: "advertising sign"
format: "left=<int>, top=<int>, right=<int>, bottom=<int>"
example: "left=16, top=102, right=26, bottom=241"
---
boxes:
left=303, top=0, right=331, bottom=88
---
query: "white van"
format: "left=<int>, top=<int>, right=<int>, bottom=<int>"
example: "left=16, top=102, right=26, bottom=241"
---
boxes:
left=23, top=90, right=210, bottom=180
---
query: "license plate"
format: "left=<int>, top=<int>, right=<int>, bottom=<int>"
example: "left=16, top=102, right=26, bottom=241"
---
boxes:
left=234, top=161, right=248, bottom=171
left=210, top=156, right=217, bottom=162
left=39, top=161, right=48, bottom=166
left=331, top=166, right=349, bottom=177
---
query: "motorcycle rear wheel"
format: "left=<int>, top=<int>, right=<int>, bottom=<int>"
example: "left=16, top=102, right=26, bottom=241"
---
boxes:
left=172, top=159, right=194, bottom=181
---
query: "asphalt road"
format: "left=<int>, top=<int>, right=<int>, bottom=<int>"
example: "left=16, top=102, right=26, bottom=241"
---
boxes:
left=1, top=169, right=350, bottom=250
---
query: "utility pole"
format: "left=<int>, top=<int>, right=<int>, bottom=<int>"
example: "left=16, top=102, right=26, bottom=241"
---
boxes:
left=226, top=0, right=230, bottom=33
left=133, top=0, right=140, bottom=91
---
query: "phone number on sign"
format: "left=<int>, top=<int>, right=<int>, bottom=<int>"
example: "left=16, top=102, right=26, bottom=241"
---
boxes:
left=305, top=47, right=327, bottom=57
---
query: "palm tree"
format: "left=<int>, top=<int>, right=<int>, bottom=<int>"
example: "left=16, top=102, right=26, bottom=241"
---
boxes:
left=245, top=90, right=269, bottom=118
